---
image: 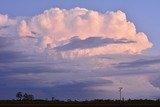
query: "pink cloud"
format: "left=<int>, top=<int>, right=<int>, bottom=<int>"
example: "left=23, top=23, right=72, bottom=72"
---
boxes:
left=17, top=7, right=153, bottom=58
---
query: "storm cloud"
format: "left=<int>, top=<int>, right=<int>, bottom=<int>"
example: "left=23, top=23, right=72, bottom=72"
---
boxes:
left=17, top=7, right=152, bottom=58
left=0, top=7, right=158, bottom=100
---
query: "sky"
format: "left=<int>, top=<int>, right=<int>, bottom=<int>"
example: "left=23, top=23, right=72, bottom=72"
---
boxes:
left=0, top=0, right=160, bottom=100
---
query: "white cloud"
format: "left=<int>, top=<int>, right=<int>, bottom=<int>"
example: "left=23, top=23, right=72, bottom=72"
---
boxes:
left=86, top=74, right=160, bottom=99
left=0, top=14, right=14, bottom=26
left=0, top=14, right=19, bottom=44
left=17, top=7, right=153, bottom=59
left=18, top=20, right=31, bottom=36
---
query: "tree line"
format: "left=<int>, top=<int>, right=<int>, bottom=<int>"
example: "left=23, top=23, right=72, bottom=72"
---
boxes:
left=16, top=92, right=34, bottom=100
left=14, top=92, right=160, bottom=105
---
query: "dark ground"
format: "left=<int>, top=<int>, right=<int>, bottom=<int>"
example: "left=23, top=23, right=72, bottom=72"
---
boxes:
left=1, top=100, right=160, bottom=107
left=0, top=104, right=160, bottom=107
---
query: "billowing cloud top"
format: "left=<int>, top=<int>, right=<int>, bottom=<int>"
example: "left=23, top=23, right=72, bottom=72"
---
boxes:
left=16, top=7, right=152, bottom=58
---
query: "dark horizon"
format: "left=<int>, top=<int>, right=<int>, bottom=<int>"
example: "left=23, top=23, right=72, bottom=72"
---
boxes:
left=0, top=0, right=160, bottom=100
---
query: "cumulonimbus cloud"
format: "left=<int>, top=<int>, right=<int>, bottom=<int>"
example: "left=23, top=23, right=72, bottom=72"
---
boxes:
left=1, top=7, right=153, bottom=59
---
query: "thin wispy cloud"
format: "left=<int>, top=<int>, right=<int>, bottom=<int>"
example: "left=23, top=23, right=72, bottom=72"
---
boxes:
left=54, top=36, right=136, bottom=51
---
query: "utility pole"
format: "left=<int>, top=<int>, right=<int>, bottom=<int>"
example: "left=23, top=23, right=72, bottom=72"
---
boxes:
left=119, top=87, right=123, bottom=101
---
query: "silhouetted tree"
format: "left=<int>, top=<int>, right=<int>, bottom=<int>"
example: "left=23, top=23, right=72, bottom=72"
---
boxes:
left=16, top=92, right=23, bottom=100
left=23, top=93, right=29, bottom=100
left=52, top=97, right=55, bottom=101
left=28, top=94, right=34, bottom=100
left=67, top=99, right=72, bottom=102
left=23, top=93, right=34, bottom=100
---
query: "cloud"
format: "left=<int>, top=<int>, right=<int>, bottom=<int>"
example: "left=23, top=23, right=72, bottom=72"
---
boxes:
left=0, top=26, right=9, bottom=31
left=0, top=37, right=12, bottom=48
left=17, top=7, right=152, bottom=58
left=0, top=51, right=28, bottom=63
left=115, top=58, right=160, bottom=68
left=0, top=14, right=16, bottom=28
left=92, top=75, right=160, bottom=99
left=150, top=76, right=160, bottom=89
left=54, top=36, right=135, bottom=52
left=0, top=14, right=12, bottom=26
left=0, top=7, right=157, bottom=99
left=0, top=37, right=32, bottom=64
left=0, top=14, right=17, bottom=38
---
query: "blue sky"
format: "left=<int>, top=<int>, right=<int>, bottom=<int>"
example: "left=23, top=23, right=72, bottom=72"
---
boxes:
left=0, top=0, right=160, bottom=100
